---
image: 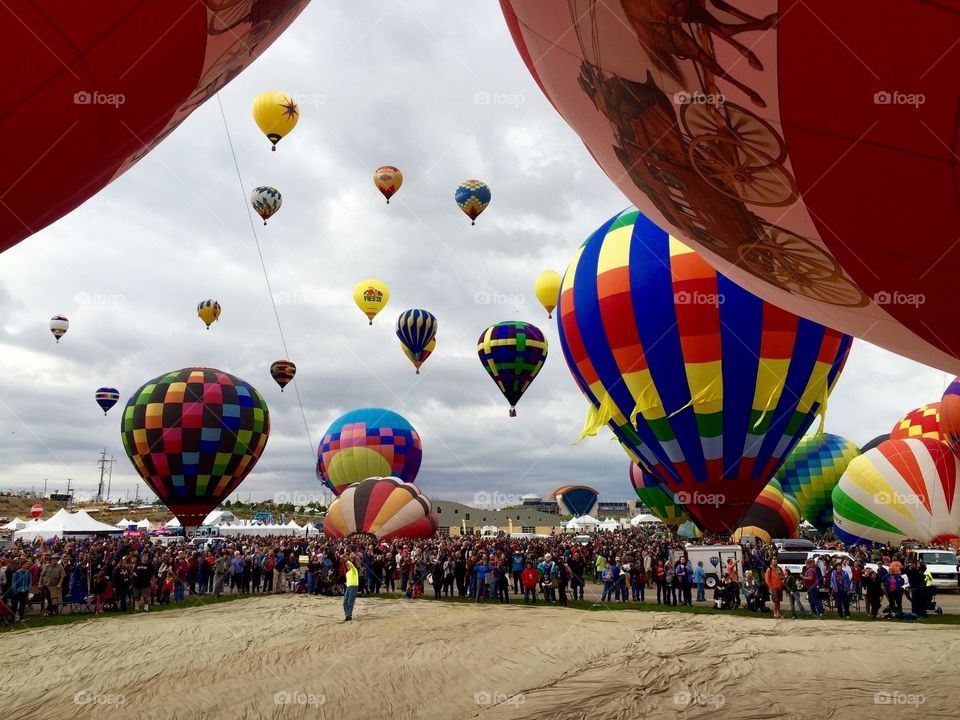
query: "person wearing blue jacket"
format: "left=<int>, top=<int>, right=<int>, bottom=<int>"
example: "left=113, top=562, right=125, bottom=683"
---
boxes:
left=11, top=559, right=32, bottom=620
left=510, top=549, right=525, bottom=594
left=474, top=555, right=490, bottom=603
left=538, top=554, right=559, bottom=603
left=830, top=562, right=852, bottom=618
left=693, top=561, right=706, bottom=602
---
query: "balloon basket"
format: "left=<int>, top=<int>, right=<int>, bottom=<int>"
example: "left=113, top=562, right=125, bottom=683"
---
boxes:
left=509, top=408, right=517, bottom=417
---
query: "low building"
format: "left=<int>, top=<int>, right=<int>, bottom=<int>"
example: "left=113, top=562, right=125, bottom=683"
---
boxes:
left=432, top=500, right=562, bottom=536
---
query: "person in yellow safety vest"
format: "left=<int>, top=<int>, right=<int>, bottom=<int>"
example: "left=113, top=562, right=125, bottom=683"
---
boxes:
left=594, top=552, right=606, bottom=585
left=923, top=563, right=935, bottom=616
left=344, top=553, right=359, bottom=621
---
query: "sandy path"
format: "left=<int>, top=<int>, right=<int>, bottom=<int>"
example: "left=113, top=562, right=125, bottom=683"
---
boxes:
left=1, top=595, right=956, bottom=719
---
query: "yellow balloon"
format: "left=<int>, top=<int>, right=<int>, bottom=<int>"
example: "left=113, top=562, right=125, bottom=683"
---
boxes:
left=252, top=91, right=299, bottom=151
left=402, top=336, right=436, bottom=374
left=534, top=270, right=562, bottom=319
left=197, top=299, right=221, bottom=329
left=353, top=279, right=390, bottom=325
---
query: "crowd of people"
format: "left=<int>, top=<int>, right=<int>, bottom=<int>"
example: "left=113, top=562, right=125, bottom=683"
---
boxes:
left=0, top=527, right=949, bottom=624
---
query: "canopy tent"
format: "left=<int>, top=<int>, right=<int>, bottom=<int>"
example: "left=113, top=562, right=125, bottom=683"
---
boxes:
left=14, top=508, right=121, bottom=541
left=630, top=513, right=664, bottom=526
left=115, top=518, right=133, bottom=528
left=565, top=515, right=600, bottom=532
left=598, top=518, right=620, bottom=532
left=2, top=517, right=26, bottom=531
left=136, top=518, right=151, bottom=529
left=165, top=517, right=181, bottom=528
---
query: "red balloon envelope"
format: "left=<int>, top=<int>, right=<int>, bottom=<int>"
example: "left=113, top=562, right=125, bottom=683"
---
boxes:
left=31, top=503, right=43, bottom=519
left=501, top=1, right=960, bottom=371
left=1, top=0, right=308, bottom=253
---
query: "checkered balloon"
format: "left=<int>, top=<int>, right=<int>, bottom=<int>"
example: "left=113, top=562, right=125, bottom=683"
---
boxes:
left=477, top=321, right=548, bottom=416
left=120, top=368, right=270, bottom=529
left=890, top=403, right=943, bottom=442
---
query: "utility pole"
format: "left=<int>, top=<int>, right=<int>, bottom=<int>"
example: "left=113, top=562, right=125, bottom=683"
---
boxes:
left=96, top=448, right=115, bottom=503
left=43, top=479, right=48, bottom=497
left=105, top=454, right=115, bottom=503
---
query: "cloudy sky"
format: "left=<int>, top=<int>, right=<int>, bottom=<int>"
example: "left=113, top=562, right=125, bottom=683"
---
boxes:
left=0, top=1, right=952, bottom=507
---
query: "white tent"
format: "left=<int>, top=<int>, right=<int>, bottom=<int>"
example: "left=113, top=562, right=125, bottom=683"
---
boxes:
left=165, top=517, right=181, bottom=528
left=598, top=518, right=619, bottom=532
left=285, top=519, right=301, bottom=529
left=2, top=517, right=26, bottom=531
left=566, top=515, right=600, bottom=532
left=136, top=518, right=151, bottom=529
left=203, top=509, right=237, bottom=526
left=115, top=518, right=133, bottom=528
left=630, top=513, right=663, bottom=526
left=14, top=508, right=121, bottom=541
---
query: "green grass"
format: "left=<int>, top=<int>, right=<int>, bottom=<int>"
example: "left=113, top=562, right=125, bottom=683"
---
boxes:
left=4, top=588, right=958, bottom=634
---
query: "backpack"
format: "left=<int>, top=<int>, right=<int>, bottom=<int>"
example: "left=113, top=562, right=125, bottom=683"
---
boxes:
left=888, top=574, right=903, bottom=592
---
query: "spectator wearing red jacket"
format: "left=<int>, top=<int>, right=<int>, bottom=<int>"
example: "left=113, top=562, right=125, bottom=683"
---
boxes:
left=520, top=563, right=539, bottom=604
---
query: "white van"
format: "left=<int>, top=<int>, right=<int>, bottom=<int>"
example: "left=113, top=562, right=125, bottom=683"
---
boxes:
left=914, top=550, right=959, bottom=590
left=670, top=544, right=742, bottom=589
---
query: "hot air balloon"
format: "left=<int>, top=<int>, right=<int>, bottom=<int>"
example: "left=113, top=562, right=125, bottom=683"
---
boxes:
left=861, top=434, right=891, bottom=454
left=455, top=180, right=491, bottom=225
left=252, top=90, right=300, bottom=151
left=95, top=387, right=120, bottom=415
left=534, top=270, right=562, bottom=319
left=270, top=360, right=296, bottom=391
left=559, top=209, right=852, bottom=532
left=890, top=403, right=944, bottom=442
left=317, top=408, right=422, bottom=496
left=49, top=315, right=69, bottom=343
left=775, top=434, right=861, bottom=530
left=546, top=485, right=599, bottom=517
left=940, top=377, right=960, bottom=456
left=832, top=438, right=960, bottom=546
left=250, top=186, right=282, bottom=224
left=374, top=166, right=403, bottom=203
left=396, top=309, right=438, bottom=368
left=0, top=2, right=309, bottom=255
left=30, top=504, right=43, bottom=519
left=501, top=2, right=960, bottom=373
left=120, top=367, right=270, bottom=531
left=353, top=279, right=390, bottom=325
left=628, top=462, right=687, bottom=526
left=197, top=299, right=221, bottom=329
left=731, top=479, right=801, bottom=544
left=403, top=336, right=436, bottom=374
left=323, top=476, right=438, bottom=540
left=477, top=321, right=548, bottom=417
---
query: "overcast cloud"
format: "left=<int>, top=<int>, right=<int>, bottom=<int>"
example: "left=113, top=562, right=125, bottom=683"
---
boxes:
left=0, top=1, right=951, bottom=507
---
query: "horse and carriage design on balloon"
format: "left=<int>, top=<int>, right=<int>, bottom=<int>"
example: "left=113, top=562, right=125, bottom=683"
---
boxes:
left=571, top=0, right=867, bottom=307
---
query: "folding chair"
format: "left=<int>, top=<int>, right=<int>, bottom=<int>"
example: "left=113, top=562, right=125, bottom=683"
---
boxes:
left=67, top=588, right=94, bottom=614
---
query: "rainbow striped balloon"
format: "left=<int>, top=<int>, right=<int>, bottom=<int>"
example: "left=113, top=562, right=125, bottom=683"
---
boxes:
left=628, top=461, right=687, bottom=526
left=558, top=209, right=852, bottom=532
left=941, top=377, right=960, bottom=456
left=832, top=438, right=960, bottom=545
left=732, top=479, right=801, bottom=543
